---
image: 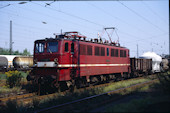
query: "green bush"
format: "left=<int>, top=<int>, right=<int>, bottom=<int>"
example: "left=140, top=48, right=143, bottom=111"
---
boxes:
left=5, top=71, right=23, bottom=88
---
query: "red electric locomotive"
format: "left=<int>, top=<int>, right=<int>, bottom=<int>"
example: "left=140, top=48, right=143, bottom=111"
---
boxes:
left=27, top=31, right=130, bottom=92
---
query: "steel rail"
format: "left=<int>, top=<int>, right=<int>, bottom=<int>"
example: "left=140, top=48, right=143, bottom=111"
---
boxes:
left=0, top=93, right=35, bottom=102
left=34, top=79, right=158, bottom=113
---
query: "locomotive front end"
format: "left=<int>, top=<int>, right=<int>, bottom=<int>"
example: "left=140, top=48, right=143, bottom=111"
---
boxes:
left=27, top=38, right=62, bottom=92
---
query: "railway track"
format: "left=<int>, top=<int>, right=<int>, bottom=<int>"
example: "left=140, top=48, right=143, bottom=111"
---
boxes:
left=0, top=74, right=158, bottom=107
left=34, top=78, right=158, bottom=113
left=0, top=93, right=36, bottom=104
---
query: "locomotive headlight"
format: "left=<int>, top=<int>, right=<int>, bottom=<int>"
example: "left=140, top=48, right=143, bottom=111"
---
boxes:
left=34, top=59, right=37, bottom=64
left=33, top=59, right=38, bottom=67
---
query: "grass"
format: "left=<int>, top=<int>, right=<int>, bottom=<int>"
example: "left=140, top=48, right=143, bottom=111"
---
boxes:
left=105, top=73, right=170, bottom=112
left=103, top=78, right=149, bottom=93
left=1, top=72, right=169, bottom=113
left=30, top=76, right=153, bottom=111
left=106, top=94, right=170, bottom=112
left=0, top=72, right=7, bottom=80
left=0, top=86, right=21, bottom=95
left=0, top=71, right=29, bottom=94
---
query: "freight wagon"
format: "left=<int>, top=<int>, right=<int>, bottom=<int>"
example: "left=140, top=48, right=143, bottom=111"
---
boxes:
left=130, top=58, right=152, bottom=77
left=0, top=55, right=33, bottom=71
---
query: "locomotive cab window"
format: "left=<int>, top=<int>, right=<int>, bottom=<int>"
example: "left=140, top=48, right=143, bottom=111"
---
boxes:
left=35, top=42, right=45, bottom=53
left=47, top=42, right=58, bottom=53
left=65, top=42, right=68, bottom=52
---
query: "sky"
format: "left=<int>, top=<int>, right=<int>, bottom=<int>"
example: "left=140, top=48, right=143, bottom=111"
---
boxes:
left=0, top=0, right=169, bottom=57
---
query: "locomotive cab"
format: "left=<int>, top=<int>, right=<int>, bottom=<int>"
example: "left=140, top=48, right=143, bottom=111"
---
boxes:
left=28, top=36, right=77, bottom=92
left=34, top=40, right=60, bottom=67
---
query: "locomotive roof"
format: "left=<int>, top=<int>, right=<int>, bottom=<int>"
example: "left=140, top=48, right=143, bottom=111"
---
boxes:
left=35, top=38, right=128, bottom=49
left=35, top=37, right=128, bottom=49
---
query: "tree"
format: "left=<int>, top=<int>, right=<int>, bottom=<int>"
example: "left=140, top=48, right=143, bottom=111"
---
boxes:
left=0, top=47, right=31, bottom=55
left=23, top=49, right=31, bottom=56
left=0, top=48, right=10, bottom=55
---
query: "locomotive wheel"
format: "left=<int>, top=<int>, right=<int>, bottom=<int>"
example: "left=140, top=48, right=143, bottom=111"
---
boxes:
left=69, top=84, right=76, bottom=92
left=59, top=82, right=68, bottom=92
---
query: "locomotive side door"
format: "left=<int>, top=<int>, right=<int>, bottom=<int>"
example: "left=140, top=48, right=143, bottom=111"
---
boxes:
left=70, top=40, right=79, bottom=79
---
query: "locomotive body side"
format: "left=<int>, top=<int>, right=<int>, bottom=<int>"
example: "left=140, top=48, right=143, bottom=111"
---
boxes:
left=78, top=41, right=130, bottom=79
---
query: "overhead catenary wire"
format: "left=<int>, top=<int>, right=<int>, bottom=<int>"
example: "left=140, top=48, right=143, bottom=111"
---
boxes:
left=31, top=2, right=105, bottom=28
left=0, top=4, right=10, bottom=9
left=33, top=1, right=161, bottom=43
left=0, top=10, right=97, bottom=38
left=87, top=2, right=153, bottom=36
left=86, top=2, right=168, bottom=48
left=141, top=0, right=168, bottom=25
left=124, top=32, right=169, bottom=45
left=0, top=5, right=99, bottom=38
left=0, top=1, right=168, bottom=56
left=1, top=1, right=165, bottom=43
left=14, top=5, right=99, bottom=36
left=117, top=0, right=167, bottom=33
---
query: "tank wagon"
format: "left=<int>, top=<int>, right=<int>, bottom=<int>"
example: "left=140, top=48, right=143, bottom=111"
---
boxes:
left=13, top=56, right=33, bottom=69
left=27, top=31, right=130, bottom=91
left=0, top=56, right=8, bottom=71
left=161, top=58, right=169, bottom=72
left=0, top=55, right=17, bottom=69
left=0, top=55, right=33, bottom=71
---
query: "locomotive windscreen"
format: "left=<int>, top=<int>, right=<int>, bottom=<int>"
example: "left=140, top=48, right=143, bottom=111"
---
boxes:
left=35, top=41, right=58, bottom=53
left=47, top=42, right=58, bottom=53
left=35, top=42, right=45, bottom=53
